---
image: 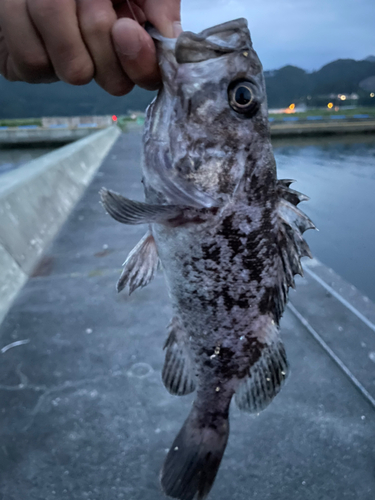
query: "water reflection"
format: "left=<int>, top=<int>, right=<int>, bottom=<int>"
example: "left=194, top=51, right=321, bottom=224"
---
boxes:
left=0, top=147, right=54, bottom=175
left=273, top=134, right=375, bottom=302
left=1, top=135, right=374, bottom=303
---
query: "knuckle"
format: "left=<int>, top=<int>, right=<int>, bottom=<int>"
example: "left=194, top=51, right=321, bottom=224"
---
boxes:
left=106, top=81, right=134, bottom=97
left=97, top=74, right=133, bottom=96
left=20, top=51, right=50, bottom=74
left=30, top=0, right=63, bottom=14
left=9, top=51, right=54, bottom=82
left=82, top=11, right=114, bottom=37
left=62, top=60, right=94, bottom=85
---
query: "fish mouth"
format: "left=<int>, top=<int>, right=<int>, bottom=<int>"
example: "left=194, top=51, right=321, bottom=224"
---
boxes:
left=175, top=18, right=251, bottom=64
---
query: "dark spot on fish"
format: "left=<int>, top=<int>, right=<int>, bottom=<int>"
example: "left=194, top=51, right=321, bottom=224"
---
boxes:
left=236, top=292, right=249, bottom=309
left=201, top=242, right=221, bottom=262
left=221, top=285, right=234, bottom=310
left=258, top=287, right=274, bottom=315
left=218, top=214, right=243, bottom=254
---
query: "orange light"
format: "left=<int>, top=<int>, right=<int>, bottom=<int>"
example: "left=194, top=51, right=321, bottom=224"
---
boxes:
left=327, top=102, right=334, bottom=109
left=112, top=115, right=118, bottom=121
left=289, top=103, right=295, bottom=110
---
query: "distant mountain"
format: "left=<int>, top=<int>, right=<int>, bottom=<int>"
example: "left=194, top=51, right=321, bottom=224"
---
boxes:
left=359, top=76, right=375, bottom=92
left=1, top=56, right=375, bottom=119
left=310, top=59, right=375, bottom=94
left=265, top=58, right=375, bottom=107
left=0, top=77, right=156, bottom=119
left=265, top=65, right=310, bottom=108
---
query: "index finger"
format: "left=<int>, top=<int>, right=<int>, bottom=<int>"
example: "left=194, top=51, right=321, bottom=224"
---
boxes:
left=112, top=17, right=160, bottom=90
left=0, top=0, right=55, bottom=82
left=27, top=0, right=94, bottom=85
left=143, top=0, right=182, bottom=38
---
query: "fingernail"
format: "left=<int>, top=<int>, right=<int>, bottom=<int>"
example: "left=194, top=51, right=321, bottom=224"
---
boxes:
left=173, top=21, right=183, bottom=38
left=115, top=31, right=141, bottom=59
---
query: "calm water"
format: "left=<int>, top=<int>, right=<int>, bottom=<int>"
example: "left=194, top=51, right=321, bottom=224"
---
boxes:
left=1, top=136, right=374, bottom=301
left=273, top=134, right=375, bottom=302
left=0, top=147, right=54, bottom=175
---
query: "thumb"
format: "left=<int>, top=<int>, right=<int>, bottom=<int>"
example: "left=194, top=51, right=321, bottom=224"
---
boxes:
left=144, top=0, right=182, bottom=38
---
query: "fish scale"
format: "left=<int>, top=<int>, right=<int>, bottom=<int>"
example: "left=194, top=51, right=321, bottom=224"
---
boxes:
left=101, top=17, right=315, bottom=500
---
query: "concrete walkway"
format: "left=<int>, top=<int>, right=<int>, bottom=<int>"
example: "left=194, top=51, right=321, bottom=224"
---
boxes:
left=0, top=132, right=374, bottom=500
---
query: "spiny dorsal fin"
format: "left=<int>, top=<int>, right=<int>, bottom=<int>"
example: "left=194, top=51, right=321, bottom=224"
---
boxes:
left=278, top=198, right=316, bottom=234
left=117, top=231, right=160, bottom=294
left=277, top=181, right=310, bottom=206
left=273, top=179, right=315, bottom=320
left=162, top=317, right=196, bottom=396
left=100, top=188, right=183, bottom=225
left=277, top=180, right=315, bottom=258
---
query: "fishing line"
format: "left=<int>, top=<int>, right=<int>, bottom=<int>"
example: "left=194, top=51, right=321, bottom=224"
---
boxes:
left=126, top=0, right=139, bottom=23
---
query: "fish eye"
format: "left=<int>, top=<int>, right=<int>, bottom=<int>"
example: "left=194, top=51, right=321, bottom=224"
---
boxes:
left=228, top=80, right=260, bottom=117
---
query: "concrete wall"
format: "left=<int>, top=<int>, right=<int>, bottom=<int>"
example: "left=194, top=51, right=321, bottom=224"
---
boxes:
left=0, top=126, right=121, bottom=323
left=271, top=119, right=375, bottom=137
left=0, top=127, right=107, bottom=145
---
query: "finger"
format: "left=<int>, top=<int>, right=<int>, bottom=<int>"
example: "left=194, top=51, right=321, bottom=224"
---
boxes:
left=0, top=39, right=20, bottom=81
left=113, top=1, right=146, bottom=24
left=0, top=0, right=56, bottom=82
left=27, top=0, right=94, bottom=85
left=112, top=17, right=160, bottom=90
left=77, top=0, right=133, bottom=96
left=143, top=0, right=182, bottom=38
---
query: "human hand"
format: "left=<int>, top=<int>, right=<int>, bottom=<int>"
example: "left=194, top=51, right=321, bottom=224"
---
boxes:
left=0, top=0, right=181, bottom=95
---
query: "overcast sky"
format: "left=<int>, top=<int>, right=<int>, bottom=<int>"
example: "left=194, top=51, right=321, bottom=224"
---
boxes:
left=181, top=0, right=375, bottom=71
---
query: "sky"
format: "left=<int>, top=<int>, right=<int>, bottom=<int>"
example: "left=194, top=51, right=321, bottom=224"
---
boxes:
left=181, top=0, right=375, bottom=71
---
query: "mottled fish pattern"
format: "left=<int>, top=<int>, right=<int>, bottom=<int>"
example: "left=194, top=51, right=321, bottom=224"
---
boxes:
left=101, top=18, right=315, bottom=500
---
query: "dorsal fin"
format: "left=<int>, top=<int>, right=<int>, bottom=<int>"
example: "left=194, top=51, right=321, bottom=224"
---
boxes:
left=273, top=179, right=316, bottom=321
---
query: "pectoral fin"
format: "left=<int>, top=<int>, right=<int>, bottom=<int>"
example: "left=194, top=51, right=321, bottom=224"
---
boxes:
left=117, top=231, right=160, bottom=294
left=100, top=188, right=182, bottom=225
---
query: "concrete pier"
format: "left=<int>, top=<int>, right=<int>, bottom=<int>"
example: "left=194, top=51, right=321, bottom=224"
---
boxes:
left=270, top=117, right=375, bottom=137
left=0, top=126, right=121, bottom=323
left=0, top=131, right=374, bottom=500
left=0, top=126, right=108, bottom=146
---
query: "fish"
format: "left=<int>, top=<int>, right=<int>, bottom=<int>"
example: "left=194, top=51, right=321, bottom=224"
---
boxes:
left=100, top=18, right=315, bottom=500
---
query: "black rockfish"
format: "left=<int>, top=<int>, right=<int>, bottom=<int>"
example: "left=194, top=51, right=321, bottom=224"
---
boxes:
left=101, top=18, right=315, bottom=500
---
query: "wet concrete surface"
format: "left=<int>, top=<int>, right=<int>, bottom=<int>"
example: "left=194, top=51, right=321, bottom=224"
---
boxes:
left=0, top=132, right=374, bottom=500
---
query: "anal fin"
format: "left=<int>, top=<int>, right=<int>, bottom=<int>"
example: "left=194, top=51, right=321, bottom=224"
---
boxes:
left=235, top=337, right=289, bottom=413
left=162, top=317, right=196, bottom=396
left=117, top=231, right=159, bottom=294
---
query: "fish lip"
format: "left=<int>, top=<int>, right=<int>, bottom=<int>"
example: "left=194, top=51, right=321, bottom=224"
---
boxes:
left=175, top=18, right=251, bottom=64
left=186, top=18, right=249, bottom=40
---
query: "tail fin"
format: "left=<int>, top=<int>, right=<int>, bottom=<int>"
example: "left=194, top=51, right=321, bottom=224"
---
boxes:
left=161, top=406, right=229, bottom=500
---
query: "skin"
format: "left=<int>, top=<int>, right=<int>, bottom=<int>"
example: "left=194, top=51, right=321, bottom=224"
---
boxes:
left=0, top=0, right=181, bottom=95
